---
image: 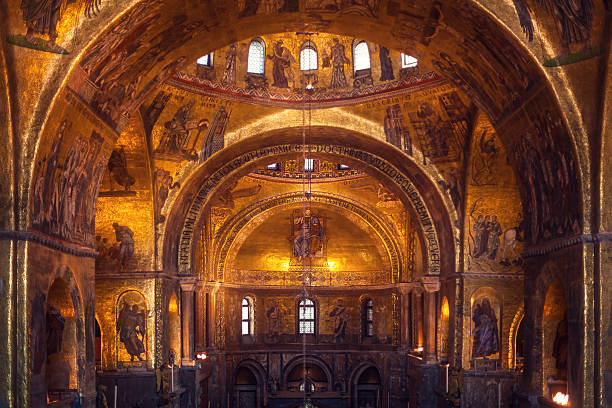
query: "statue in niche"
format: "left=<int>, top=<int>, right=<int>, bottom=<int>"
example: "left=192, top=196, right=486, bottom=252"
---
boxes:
left=267, top=40, right=295, bottom=88
left=379, top=46, right=394, bottom=81
left=328, top=38, right=350, bottom=88
left=46, top=303, right=65, bottom=359
left=328, top=299, right=349, bottom=343
left=293, top=209, right=324, bottom=261
left=471, top=299, right=499, bottom=358
left=552, top=313, right=568, bottom=380
left=222, top=43, right=238, bottom=85
left=117, top=302, right=146, bottom=361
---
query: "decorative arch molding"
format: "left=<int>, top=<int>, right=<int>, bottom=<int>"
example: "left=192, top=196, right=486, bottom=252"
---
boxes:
left=508, top=305, right=524, bottom=370
left=348, top=362, right=381, bottom=386
left=165, top=132, right=451, bottom=279
left=282, top=355, right=333, bottom=391
left=212, top=191, right=403, bottom=283
left=233, top=358, right=268, bottom=385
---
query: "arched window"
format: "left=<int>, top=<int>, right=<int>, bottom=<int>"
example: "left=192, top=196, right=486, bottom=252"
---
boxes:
left=353, top=40, right=370, bottom=73
left=298, top=298, right=315, bottom=334
left=247, top=39, right=265, bottom=74
left=300, top=41, right=318, bottom=71
left=196, top=52, right=214, bottom=67
left=242, top=297, right=254, bottom=336
left=401, top=53, right=418, bottom=68
left=362, top=299, right=374, bottom=337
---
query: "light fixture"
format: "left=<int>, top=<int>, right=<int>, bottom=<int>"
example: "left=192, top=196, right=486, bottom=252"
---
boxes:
left=196, top=352, right=207, bottom=360
left=552, top=392, right=569, bottom=406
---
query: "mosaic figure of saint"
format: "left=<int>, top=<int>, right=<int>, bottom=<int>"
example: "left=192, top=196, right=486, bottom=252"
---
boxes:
left=329, top=38, right=350, bottom=88
left=486, top=215, right=503, bottom=260
left=472, top=299, right=499, bottom=358
left=266, top=299, right=285, bottom=342
left=267, top=40, right=295, bottom=88
left=379, top=46, right=394, bottom=81
left=293, top=209, right=323, bottom=261
left=112, top=223, right=134, bottom=266
left=328, top=299, right=349, bottom=343
left=117, top=302, right=146, bottom=361
left=222, top=43, right=238, bottom=85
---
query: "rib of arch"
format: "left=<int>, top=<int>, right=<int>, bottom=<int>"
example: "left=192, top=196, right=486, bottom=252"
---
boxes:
left=212, top=191, right=404, bottom=283
left=163, top=131, right=452, bottom=278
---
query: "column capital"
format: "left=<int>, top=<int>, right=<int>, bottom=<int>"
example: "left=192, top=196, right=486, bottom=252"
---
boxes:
left=180, top=277, right=197, bottom=292
left=420, top=276, right=440, bottom=292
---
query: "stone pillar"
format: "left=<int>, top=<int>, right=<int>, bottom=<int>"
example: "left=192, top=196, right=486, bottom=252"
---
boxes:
left=180, top=280, right=196, bottom=365
left=423, top=279, right=440, bottom=364
left=399, top=285, right=410, bottom=349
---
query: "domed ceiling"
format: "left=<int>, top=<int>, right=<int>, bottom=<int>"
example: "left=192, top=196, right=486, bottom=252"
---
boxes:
left=90, top=30, right=524, bottom=279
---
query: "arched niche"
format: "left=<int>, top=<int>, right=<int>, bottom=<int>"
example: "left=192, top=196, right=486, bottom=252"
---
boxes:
left=542, top=279, right=568, bottom=400
left=469, top=288, right=501, bottom=369
left=233, top=360, right=266, bottom=408
left=116, top=290, right=147, bottom=367
left=283, top=357, right=332, bottom=394
left=350, top=364, right=382, bottom=408
left=168, top=292, right=181, bottom=365
left=439, top=296, right=450, bottom=363
left=45, top=277, right=79, bottom=404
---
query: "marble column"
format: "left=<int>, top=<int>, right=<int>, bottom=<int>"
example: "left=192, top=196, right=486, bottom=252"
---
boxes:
left=423, top=279, right=440, bottom=364
left=180, top=280, right=196, bottom=365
